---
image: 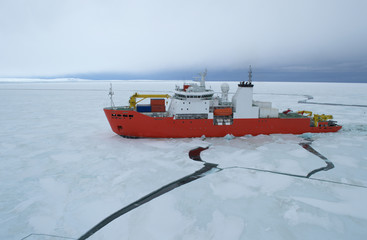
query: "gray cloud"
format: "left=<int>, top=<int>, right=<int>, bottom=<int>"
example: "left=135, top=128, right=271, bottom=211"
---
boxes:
left=0, top=0, right=366, bottom=78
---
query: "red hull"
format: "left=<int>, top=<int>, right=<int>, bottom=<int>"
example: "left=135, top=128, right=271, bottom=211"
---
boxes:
left=104, top=109, right=342, bottom=138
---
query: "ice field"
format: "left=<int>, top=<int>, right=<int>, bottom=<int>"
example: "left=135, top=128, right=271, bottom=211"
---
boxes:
left=1, top=79, right=367, bottom=240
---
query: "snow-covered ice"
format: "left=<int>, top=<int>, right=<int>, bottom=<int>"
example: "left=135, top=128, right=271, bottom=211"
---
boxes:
left=1, top=80, right=367, bottom=240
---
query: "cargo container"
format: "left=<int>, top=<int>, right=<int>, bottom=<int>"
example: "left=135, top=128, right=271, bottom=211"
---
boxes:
left=137, top=104, right=151, bottom=112
left=151, top=105, right=166, bottom=112
left=150, top=99, right=165, bottom=106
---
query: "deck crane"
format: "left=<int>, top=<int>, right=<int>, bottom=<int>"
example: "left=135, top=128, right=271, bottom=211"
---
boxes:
left=129, top=93, right=171, bottom=109
left=313, top=114, right=333, bottom=127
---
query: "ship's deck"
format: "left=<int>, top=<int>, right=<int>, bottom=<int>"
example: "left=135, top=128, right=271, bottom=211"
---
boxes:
left=104, top=106, right=133, bottom=111
left=278, top=112, right=309, bottom=119
left=105, top=106, right=310, bottom=120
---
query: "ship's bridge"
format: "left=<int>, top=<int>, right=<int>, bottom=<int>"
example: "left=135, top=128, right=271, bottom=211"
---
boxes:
left=169, top=87, right=214, bottom=118
left=173, top=87, right=214, bottom=100
left=168, top=69, right=215, bottom=119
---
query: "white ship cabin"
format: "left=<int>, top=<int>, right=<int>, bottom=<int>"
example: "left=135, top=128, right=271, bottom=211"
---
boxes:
left=167, top=70, right=214, bottom=119
left=167, top=67, right=279, bottom=122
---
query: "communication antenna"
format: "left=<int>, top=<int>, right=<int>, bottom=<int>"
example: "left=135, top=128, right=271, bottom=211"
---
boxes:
left=109, top=83, right=115, bottom=108
left=199, top=68, right=207, bottom=87
left=248, top=65, right=252, bottom=84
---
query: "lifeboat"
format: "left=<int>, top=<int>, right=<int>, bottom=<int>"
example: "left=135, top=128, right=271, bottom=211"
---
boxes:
left=214, top=108, right=232, bottom=116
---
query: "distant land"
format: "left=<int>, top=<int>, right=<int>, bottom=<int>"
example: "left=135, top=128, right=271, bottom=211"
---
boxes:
left=2, top=69, right=366, bottom=83
left=58, top=69, right=367, bottom=83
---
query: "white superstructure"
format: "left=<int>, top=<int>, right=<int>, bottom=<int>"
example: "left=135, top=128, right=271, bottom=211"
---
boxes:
left=167, top=70, right=214, bottom=119
left=232, top=82, right=259, bottom=118
left=167, top=66, right=279, bottom=121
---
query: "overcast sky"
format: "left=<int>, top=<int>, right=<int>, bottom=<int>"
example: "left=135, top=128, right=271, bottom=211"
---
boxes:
left=0, top=0, right=366, bottom=81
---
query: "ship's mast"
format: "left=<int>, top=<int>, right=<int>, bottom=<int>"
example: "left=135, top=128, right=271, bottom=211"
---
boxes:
left=109, top=83, right=115, bottom=108
left=199, top=69, right=207, bottom=88
left=248, top=65, right=252, bottom=84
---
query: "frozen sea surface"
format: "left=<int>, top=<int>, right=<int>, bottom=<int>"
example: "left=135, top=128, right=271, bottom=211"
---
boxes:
left=1, top=80, right=367, bottom=240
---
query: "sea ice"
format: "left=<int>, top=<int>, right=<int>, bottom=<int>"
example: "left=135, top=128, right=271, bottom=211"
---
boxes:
left=0, top=80, right=367, bottom=240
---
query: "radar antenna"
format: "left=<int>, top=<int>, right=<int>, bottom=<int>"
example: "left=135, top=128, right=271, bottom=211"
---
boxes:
left=109, top=83, right=115, bottom=108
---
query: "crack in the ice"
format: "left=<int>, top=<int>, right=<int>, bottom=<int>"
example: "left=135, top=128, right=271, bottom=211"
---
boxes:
left=189, top=140, right=367, bottom=190
left=299, top=142, right=334, bottom=178
left=256, top=92, right=367, bottom=108
left=188, top=146, right=209, bottom=162
left=189, top=141, right=335, bottom=179
left=298, top=94, right=367, bottom=107
left=20, top=233, right=76, bottom=240
left=201, top=143, right=366, bottom=189
left=76, top=142, right=366, bottom=240
left=77, top=157, right=220, bottom=240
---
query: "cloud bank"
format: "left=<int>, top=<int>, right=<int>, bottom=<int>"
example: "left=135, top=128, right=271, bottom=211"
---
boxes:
left=0, top=0, right=366, bottom=80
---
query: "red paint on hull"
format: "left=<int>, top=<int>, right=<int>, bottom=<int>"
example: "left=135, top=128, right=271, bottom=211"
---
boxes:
left=104, top=109, right=342, bottom=138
